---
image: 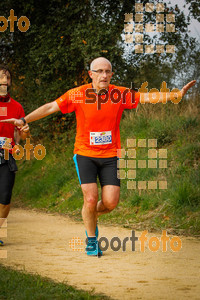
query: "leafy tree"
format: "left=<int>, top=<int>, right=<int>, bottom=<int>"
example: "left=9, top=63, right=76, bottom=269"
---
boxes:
left=185, top=0, right=200, bottom=22
left=0, top=0, right=199, bottom=137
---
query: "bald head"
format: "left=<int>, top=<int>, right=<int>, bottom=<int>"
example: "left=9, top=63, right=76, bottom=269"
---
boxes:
left=90, top=57, right=112, bottom=71
left=88, top=57, right=113, bottom=92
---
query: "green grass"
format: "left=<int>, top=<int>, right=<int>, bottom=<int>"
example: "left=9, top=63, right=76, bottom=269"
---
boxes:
left=13, top=97, right=200, bottom=235
left=0, top=264, right=110, bottom=300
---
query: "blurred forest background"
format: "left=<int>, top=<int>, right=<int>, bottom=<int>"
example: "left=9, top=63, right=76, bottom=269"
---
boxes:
left=0, top=0, right=199, bottom=234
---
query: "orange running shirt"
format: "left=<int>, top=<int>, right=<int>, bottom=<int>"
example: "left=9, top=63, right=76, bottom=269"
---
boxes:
left=56, top=83, right=140, bottom=158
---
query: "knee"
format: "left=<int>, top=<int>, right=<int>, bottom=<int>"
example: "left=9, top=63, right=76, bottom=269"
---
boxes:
left=106, top=198, right=119, bottom=211
left=84, top=196, right=97, bottom=210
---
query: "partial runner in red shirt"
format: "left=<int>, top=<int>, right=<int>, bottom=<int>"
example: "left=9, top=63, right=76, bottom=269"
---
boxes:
left=0, top=65, right=30, bottom=246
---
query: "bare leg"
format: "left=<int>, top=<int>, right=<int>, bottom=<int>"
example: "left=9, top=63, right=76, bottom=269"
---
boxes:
left=0, top=204, right=10, bottom=227
left=81, top=183, right=98, bottom=236
left=96, top=185, right=120, bottom=217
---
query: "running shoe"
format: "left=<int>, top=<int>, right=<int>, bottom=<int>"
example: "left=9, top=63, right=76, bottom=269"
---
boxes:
left=86, top=240, right=102, bottom=257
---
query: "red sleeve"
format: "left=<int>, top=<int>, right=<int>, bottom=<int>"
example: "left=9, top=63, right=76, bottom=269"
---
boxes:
left=122, top=90, right=140, bottom=110
left=55, top=89, right=76, bottom=114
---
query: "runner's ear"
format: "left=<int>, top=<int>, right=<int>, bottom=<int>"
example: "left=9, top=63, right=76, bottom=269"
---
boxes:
left=88, top=70, right=93, bottom=79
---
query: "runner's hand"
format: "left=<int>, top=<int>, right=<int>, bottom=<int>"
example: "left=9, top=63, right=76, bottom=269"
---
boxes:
left=19, top=124, right=30, bottom=133
left=181, top=80, right=196, bottom=97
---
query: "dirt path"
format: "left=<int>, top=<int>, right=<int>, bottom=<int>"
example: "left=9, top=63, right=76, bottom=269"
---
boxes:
left=0, top=208, right=200, bottom=300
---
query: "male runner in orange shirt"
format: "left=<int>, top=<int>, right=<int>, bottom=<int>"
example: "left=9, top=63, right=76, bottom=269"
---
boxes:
left=1, top=57, right=196, bottom=256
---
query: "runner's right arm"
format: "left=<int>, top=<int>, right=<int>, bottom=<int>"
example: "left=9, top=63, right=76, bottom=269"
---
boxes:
left=0, top=101, right=60, bottom=127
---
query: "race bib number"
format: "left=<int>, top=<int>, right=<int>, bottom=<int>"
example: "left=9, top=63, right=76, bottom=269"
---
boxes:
left=90, top=131, right=112, bottom=145
left=0, top=137, right=12, bottom=149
